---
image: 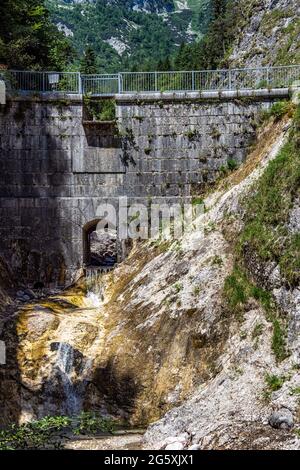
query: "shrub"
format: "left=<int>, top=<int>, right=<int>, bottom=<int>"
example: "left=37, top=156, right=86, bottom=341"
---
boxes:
left=227, top=159, right=239, bottom=171
left=74, top=412, right=115, bottom=435
left=0, top=416, right=71, bottom=450
left=0, top=413, right=115, bottom=450
left=265, top=373, right=285, bottom=392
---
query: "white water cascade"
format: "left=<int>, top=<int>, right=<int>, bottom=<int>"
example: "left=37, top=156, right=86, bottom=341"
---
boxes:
left=56, top=342, right=81, bottom=415
left=52, top=268, right=110, bottom=415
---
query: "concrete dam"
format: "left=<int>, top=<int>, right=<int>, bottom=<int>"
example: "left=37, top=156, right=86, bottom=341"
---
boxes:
left=0, top=87, right=290, bottom=286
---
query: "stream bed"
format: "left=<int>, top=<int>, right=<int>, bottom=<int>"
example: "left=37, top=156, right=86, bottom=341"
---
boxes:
left=65, top=431, right=144, bottom=450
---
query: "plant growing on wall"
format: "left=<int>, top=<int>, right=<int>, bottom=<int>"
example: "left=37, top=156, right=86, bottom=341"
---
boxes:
left=83, top=96, right=116, bottom=122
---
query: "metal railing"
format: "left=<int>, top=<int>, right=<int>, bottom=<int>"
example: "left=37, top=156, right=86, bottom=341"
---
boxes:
left=118, top=66, right=300, bottom=94
left=0, top=65, right=299, bottom=96
left=1, top=70, right=81, bottom=94
left=81, top=73, right=119, bottom=96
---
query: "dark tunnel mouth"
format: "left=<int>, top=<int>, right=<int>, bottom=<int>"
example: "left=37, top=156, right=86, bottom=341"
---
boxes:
left=83, top=219, right=117, bottom=268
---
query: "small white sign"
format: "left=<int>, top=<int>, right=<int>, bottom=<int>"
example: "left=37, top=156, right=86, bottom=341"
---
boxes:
left=48, top=73, right=60, bottom=85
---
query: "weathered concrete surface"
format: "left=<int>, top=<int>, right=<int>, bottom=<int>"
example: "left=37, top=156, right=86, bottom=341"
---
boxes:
left=0, top=94, right=282, bottom=285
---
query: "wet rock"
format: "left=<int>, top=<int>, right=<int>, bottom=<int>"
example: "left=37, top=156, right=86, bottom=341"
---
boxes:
left=22, top=295, right=31, bottom=302
left=269, top=409, right=294, bottom=430
left=24, top=288, right=36, bottom=300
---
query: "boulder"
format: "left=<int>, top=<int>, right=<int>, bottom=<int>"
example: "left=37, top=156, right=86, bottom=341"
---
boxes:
left=24, top=289, right=36, bottom=300
left=269, top=409, right=294, bottom=430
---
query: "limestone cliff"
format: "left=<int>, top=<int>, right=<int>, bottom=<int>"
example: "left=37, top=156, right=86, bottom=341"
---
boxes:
left=228, top=0, right=300, bottom=67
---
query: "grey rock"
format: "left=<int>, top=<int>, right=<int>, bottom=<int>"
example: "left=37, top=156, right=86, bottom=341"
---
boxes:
left=188, top=444, right=201, bottom=450
left=165, top=442, right=184, bottom=450
left=269, top=409, right=294, bottom=430
left=24, top=288, right=36, bottom=299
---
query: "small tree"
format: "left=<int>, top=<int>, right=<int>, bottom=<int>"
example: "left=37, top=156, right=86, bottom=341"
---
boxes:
left=81, top=46, right=98, bottom=74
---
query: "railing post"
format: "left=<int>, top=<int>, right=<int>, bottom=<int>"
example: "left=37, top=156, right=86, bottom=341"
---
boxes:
left=78, top=72, right=82, bottom=94
left=192, top=71, right=195, bottom=91
left=155, top=71, right=158, bottom=92
left=267, top=67, right=270, bottom=88
left=42, top=72, right=46, bottom=93
left=228, top=69, right=232, bottom=90
left=118, top=73, right=122, bottom=94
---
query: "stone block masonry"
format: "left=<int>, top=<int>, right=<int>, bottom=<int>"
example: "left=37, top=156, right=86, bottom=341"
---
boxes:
left=0, top=90, right=288, bottom=286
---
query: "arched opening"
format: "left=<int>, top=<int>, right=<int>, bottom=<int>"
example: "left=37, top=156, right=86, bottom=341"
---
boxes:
left=83, top=219, right=117, bottom=268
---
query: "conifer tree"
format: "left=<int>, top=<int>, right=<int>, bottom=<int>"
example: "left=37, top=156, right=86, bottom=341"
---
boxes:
left=0, top=0, right=74, bottom=69
left=80, top=46, right=98, bottom=74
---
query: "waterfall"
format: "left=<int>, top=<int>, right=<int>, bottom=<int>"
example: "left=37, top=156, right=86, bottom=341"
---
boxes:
left=84, top=266, right=113, bottom=307
left=56, top=342, right=81, bottom=415
left=52, top=270, right=109, bottom=415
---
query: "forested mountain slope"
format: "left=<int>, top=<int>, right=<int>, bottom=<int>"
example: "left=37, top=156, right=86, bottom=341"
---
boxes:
left=46, top=0, right=211, bottom=71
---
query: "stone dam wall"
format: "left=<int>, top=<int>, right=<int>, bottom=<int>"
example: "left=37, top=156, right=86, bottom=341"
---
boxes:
left=0, top=91, right=287, bottom=286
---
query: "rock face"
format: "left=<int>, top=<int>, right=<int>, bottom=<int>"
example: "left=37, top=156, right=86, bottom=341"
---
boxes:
left=228, top=0, right=300, bottom=67
left=143, top=116, right=300, bottom=450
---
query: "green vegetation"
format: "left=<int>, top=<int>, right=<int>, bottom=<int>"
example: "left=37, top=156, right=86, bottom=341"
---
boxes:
left=0, top=413, right=115, bottom=450
left=46, top=0, right=208, bottom=73
left=193, top=286, right=201, bottom=296
left=173, top=282, right=183, bottom=293
left=185, top=129, right=200, bottom=141
left=260, top=9, right=292, bottom=36
left=223, top=265, right=251, bottom=316
left=224, top=103, right=300, bottom=362
left=192, top=197, right=204, bottom=206
left=84, top=97, right=116, bottom=122
left=173, top=0, right=242, bottom=70
left=80, top=46, right=98, bottom=74
left=274, top=18, right=300, bottom=66
left=212, top=255, right=223, bottom=267
left=239, top=104, right=300, bottom=287
left=220, top=158, right=239, bottom=175
left=74, top=411, right=115, bottom=436
left=252, top=322, right=264, bottom=340
left=265, top=373, right=285, bottom=392
left=227, top=159, right=239, bottom=171
left=260, top=101, right=295, bottom=123
left=272, top=318, right=287, bottom=362
left=263, top=373, right=286, bottom=401
left=0, top=0, right=74, bottom=69
left=0, top=416, right=70, bottom=450
left=224, top=265, right=287, bottom=361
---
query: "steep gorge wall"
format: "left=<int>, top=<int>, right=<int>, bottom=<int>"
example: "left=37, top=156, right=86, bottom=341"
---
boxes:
left=228, top=0, right=300, bottom=67
left=0, top=93, right=282, bottom=286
